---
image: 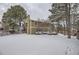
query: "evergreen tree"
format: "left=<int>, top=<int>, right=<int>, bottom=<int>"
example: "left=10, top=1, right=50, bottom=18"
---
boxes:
left=49, top=3, right=71, bottom=38
left=2, top=5, right=27, bottom=33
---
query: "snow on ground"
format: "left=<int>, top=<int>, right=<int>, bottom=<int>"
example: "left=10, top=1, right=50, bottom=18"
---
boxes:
left=0, top=34, right=79, bottom=55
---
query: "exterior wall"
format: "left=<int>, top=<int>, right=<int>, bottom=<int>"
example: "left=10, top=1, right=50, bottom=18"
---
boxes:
left=24, top=15, right=30, bottom=34
left=30, top=20, right=37, bottom=34
left=30, top=20, right=50, bottom=34
left=25, top=16, right=50, bottom=34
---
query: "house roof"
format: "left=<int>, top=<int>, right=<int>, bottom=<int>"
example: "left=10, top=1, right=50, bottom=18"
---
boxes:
left=30, top=19, right=50, bottom=23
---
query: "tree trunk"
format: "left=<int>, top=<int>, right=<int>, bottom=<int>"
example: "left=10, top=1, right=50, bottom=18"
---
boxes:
left=19, top=18, right=22, bottom=33
left=57, top=20, right=60, bottom=33
left=65, top=3, right=71, bottom=38
left=76, top=21, right=79, bottom=40
left=77, top=30, right=79, bottom=40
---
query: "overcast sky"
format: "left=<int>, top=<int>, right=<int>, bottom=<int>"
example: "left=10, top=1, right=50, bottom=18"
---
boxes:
left=0, top=3, right=52, bottom=21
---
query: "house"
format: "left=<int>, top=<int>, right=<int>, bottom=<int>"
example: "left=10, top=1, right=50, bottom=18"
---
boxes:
left=24, top=15, right=52, bottom=34
left=0, top=21, right=4, bottom=36
left=0, top=22, right=3, bottom=30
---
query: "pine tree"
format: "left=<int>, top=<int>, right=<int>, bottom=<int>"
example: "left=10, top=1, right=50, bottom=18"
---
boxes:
left=2, top=5, right=27, bottom=33
left=49, top=3, right=71, bottom=38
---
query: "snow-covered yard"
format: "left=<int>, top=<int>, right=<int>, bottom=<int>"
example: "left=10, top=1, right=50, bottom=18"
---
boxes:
left=0, top=34, right=79, bottom=55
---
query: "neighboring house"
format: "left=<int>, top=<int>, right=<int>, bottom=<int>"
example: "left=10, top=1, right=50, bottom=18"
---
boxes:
left=0, top=22, right=3, bottom=30
left=0, top=22, right=3, bottom=36
left=24, top=15, right=51, bottom=34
